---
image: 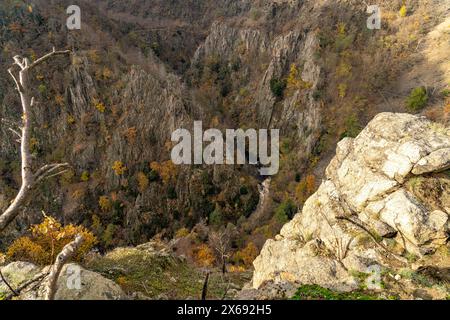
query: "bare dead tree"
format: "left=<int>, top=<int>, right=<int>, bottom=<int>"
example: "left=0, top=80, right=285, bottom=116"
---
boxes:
left=45, top=234, right=84, bottom=300
left=0, top=48, right=71, bottom=233
left=208, top=229, right=231, bottom=274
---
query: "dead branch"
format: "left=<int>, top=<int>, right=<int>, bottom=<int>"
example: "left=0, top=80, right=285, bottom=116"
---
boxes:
left=45, top=235, right=84, bottom=300
left=4, top=271, right=49, bottom=300
left=7, top=68, right=23, bottom=92
left=8, top=127, right=21, bottom=139
left=26, top=49, right=71, bottom=71
left=0, top=49, right=71, bottom=233
left=0, top=269, right=18, bottom=297
left=336, top=216, right=408, bottom=265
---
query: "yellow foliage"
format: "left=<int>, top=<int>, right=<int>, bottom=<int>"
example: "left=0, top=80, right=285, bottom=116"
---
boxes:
left=287, top=63, right=301, bottom=89
left=7, top=213, right=97, bottom=265
left=112, top=161, right=126, bottom=175
left=99, top=196, right=112, bottom=212
left=102, top=67, right=113, bottom=79
left=80, top=171, right=90, bottom=182
left=195, top=244, right=215, bottom=267
left=286, top=64, right=313, bottom=92
left=228, top=265, right=246, bottom=273
left=116, top=276, right=128, bottom=287
left=337, top=61, right=352, bottom=78
left=175, top=227, right=190, bottom=238
left=91, top=214, right=102, bottom=234
left=136, top=172, right=149, bottom=193
left=150, top=160, right=177, bottom=184
left=234, top=242, right=258, bottom=267
left=30, top=137, right=39, bottom=153
left=67, top=114, right=76, bottom=125
left=88, top=50, right=101, bottom=64
left=337, top=22, right=346, bottom=35
left=399, top=5, right=407, bottom=17
left=93, top=99, right=106, bottom=113
left=6, top=237, right=46, bottom=265
left=338, top=83, right=347, bottom=98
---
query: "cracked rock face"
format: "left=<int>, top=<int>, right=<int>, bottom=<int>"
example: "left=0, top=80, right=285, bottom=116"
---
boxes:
left=252, top=113, right=450, bottom=292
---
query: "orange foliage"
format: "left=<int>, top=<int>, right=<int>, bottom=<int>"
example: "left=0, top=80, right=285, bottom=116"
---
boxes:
left=295, top=174, right=316, bottom=204
left=194, top=244, right=215, bottom=267
left=9, top=22, right=25, bottom=33
left=150, top=160, right=177, bottom=184
left=136, top=172, right=149, bottom=193
left=124, top=127, right=137, bottom=143
left=233, top=242, right=258, bottom=267
left=55, top=94, right=64, bottom=107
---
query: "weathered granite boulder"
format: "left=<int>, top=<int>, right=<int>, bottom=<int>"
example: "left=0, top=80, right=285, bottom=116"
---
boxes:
left=0, top=262, right=126, bottom=300
left=252, top=113, right=450, bottom=296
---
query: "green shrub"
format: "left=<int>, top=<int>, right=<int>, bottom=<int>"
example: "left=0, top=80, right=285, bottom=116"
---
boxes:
left=167, top=186, right=177, bottom=199
left=209, top=208, right=223, bottom=227
left=148, top=169, right=159, bottom=182
left=270, top=78, right=286, bottom=98
left=292, top=285, right=382, bottom=300
left=341, top=114, right=362, bottom=139
left=274, top=199, right=297, bottom=223
left=406, top=87, right=428, bottom=112
left=38, top=84, right=47, bottom=95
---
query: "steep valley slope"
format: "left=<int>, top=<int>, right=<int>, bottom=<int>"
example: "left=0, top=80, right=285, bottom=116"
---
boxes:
left=0, top=0, right=449, bottom=300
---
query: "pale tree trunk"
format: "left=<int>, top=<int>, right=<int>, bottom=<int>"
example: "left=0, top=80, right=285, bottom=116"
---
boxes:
left=45, top=234, right=84, bottom=300
left=0, top=48, right=71, bottom=233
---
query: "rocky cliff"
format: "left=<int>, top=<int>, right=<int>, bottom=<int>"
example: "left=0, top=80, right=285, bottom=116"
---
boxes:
left=248, top=113, right=449, bottom=299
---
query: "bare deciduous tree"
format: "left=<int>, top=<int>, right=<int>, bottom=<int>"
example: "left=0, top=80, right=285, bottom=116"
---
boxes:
left=0, top=48, right=71, bottom=233
left=208, top=229, right=232, bottom=274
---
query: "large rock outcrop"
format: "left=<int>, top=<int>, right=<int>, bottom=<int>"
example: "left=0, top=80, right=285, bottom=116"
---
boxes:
left=0, top=261, right=126, bottom=300
left=252, top=113, right=449, bottom=296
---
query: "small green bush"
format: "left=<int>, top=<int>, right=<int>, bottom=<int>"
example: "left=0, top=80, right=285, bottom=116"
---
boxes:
left=270, top=78, right=286, bottom=98
left=406, top=87, right=428, bottom=112
left=292, top=284, right=382, bottom=300
left=274, top=199, right=297, bottom=223
left=341, top=114, right=362, bottom=139
left=209, top=208, right=223, bottom=227
left=167, top=186, right=177, bottom=199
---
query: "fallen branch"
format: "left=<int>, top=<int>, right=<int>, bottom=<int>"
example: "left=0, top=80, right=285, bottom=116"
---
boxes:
left=0, top=270, right=18, bottom=297
left=336, top=216, right=408, bottom=265
left=44, top=235, right=84, bottom=300
left=4, top=271, right=49, bottom=300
